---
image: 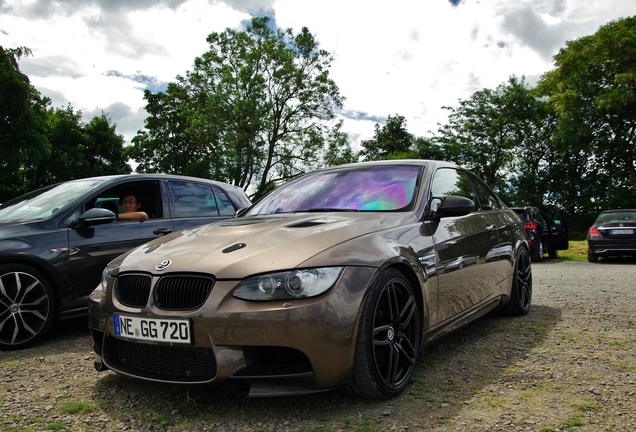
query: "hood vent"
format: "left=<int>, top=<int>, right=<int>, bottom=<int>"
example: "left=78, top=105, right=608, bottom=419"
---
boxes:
left=287, top=220, right=326, bottom=228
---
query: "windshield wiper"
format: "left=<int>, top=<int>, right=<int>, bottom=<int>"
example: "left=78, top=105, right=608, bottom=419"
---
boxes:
left=303, top=208, right=358, bottom=212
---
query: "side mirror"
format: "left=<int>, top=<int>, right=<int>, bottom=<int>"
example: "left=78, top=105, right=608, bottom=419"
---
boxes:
left=429, top=196, right=475, bottom=219
left=70, top=208, right=116, bottom=229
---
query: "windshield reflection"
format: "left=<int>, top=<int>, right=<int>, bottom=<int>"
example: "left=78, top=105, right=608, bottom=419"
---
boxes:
left=249, top=165, right=421, bottom=215
left=0, top=179, right=107, bottom=224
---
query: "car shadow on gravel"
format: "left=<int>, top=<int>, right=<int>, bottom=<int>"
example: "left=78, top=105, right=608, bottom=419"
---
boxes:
left=0, top=317, right=92, bottom=359
left=87, top=305, right=561, bottom=430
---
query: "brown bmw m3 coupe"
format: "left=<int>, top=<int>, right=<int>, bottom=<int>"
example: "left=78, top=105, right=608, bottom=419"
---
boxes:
left=88, top=160, right=532, bottom=399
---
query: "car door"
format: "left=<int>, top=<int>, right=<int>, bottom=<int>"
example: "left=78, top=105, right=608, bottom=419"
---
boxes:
left=64, top=180, right=175, bottom=313
left=466, top=172, right=516, bottom=284
left=428, top=168, right=500, bottom=326
left=549, top=209, right=569, bottom=250
left=167, top=180, right=242, bottom=232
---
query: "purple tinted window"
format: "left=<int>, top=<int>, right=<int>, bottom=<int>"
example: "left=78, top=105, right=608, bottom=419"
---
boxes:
left=250, top=165, right=420, bottom=215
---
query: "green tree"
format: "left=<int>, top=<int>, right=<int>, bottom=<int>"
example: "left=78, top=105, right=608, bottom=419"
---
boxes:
left=32, top=106, right=130, bottom=188
left=323, top=121, right=358, bottom=166
left=359, top=114, right=418, bottom=161
left=83, top=113, right=132, bottom=176
left=0, top=46, right=50, bottom=201
left=125, top=82, right=214, bottom=178
left=129, top=17, right=344, bottom=199
left=414, top=136, right=446, bottom=161
left=434, top=76, right=553, bottom=201
left=536, top=16, right=636, bottom=227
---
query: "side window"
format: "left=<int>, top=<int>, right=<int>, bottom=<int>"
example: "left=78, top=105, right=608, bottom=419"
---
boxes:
left=431, top=168, right=477, bottom=202
left=88, top=181, right=161, bottom=219
left=213, top=186, right=237, bottom=216
left=169, top=181, right=220, bottom=218
left=467, top=173, right=501, bottom=211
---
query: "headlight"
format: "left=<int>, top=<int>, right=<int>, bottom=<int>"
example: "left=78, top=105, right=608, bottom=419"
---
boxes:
left=100, top=267, right=110, bottom=292
left=233, top=267, right=343, bottom=301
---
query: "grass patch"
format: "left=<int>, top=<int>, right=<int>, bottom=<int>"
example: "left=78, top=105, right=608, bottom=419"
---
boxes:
left=58, top=400, right=99, bottom=415
left=298, top=427, right=334, bottom=432
left=558, top=240, right=587, bottom=261
left=574, top=402, right=601, bottom=413
left=342, top=416, right=378, bottom=432
left=612, top=361, right=633, bottom=371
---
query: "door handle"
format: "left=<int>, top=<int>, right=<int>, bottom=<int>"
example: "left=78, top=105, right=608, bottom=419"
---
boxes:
left=153, top=228, right=173, bottom=236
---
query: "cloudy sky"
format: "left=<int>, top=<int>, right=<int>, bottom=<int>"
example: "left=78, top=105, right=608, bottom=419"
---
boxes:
left=1, top=0, right=635, bottom=153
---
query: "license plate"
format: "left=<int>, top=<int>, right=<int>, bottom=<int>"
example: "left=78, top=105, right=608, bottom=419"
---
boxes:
left=114, top=313, right=191, bottom=344
left=609, top=229, right=633, bottom=235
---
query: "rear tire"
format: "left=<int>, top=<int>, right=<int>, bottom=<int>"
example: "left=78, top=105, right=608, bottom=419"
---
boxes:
left=531, top=241, right=543, bottom=263
left=0, top=264, right=56, bottom=350
left=346, top=269, right=421, bottom=399
left=500, top=247, right=532, bottom=316
left=587, top=250, right=598, bottom=263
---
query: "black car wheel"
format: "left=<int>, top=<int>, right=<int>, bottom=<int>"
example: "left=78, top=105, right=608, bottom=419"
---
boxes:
left=587, top=250, right=599, bottom=263
left=499, top=247, right=532, bottom=316
left=531, top=240, right=543, bottom=262
left=0, top=264, right=55, bottom=350
left=347, top=269, right=421, bottom=399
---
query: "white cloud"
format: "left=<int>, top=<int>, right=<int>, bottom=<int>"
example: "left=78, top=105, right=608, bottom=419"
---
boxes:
left=1, top=0, right=635, bottom=149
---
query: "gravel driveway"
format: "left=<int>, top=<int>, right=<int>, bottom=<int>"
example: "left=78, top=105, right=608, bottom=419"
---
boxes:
left=1, top=259, right=635, bottom=431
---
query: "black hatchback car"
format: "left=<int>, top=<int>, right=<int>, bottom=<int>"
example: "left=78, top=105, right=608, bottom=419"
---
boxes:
left=0, top=174, right=251, bottom=350
left=511, top=206, right=569, bottom=262
left=587, top=209, right=636, bottom=262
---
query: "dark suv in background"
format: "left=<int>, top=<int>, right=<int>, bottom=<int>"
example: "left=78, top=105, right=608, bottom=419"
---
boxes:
left=512, top=206, right=569, bottom=262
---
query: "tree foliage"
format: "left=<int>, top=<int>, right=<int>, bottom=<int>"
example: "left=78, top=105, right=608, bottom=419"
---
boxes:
left=359, top=114, right=421, bottom=161
left=1, top=46, right=130, bottom=201
left=0, top=46, right=49, bottom=201
left=434, top=76, right=555, bottom=202
left=31, top=106, right=131, bottom=189
left=128, top=17, right=345, bottom=199
left=536, top=16, right=636, bottom=223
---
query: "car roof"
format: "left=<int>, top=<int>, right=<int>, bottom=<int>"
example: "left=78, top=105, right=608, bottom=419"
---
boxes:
left=599, top=209, right=636, bottom=213
left=64, top=173, right=231, bottom=186
left=510, top=206, right=539, bottom=212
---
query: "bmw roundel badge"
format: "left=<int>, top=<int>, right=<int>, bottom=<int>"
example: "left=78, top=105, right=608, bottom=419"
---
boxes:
left=155, top=259, right=172, bottom=271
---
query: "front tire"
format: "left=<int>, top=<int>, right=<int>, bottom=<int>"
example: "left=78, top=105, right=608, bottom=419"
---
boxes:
left=346, top=269, right=421, bottom=399
left=500, top=247, right=532, bottom=316
left=0, top=264, right=56, bottom=350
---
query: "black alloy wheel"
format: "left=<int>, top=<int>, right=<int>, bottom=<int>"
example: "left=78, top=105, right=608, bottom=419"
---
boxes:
left=500, top=247, right=532, bottom=316
left=0, top=264, right=55, bottom=350
left=347, top=269, right=421, bottom=399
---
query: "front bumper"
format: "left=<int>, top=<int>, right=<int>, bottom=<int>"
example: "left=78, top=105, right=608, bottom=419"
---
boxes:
left=88, top=266, right=377, bottom=394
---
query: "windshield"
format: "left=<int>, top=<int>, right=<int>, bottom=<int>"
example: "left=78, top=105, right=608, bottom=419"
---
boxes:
left=0, top=178, right=108, bottom=224
left=597, top=211, right=636, bottom=223
left=248, top=165, right=421, bottom=215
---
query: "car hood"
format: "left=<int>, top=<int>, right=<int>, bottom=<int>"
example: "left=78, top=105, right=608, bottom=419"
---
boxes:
left=0, top=222, right=36, bottom=238
left=118, top=212, right=415, bottom=278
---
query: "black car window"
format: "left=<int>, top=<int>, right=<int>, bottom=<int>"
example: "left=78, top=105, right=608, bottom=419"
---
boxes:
left=213, top=186, right=237, bottom=216
left=431, top=168, right=477, bottom=204
left=89, top=181, right=162, bottom=219
left=467, top=173, right=501, bottom=211
left=169, top=181, right=236, bottom=218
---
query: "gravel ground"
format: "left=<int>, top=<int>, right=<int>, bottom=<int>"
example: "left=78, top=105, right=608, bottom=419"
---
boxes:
left=1, top=258, right=635, bottom=432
